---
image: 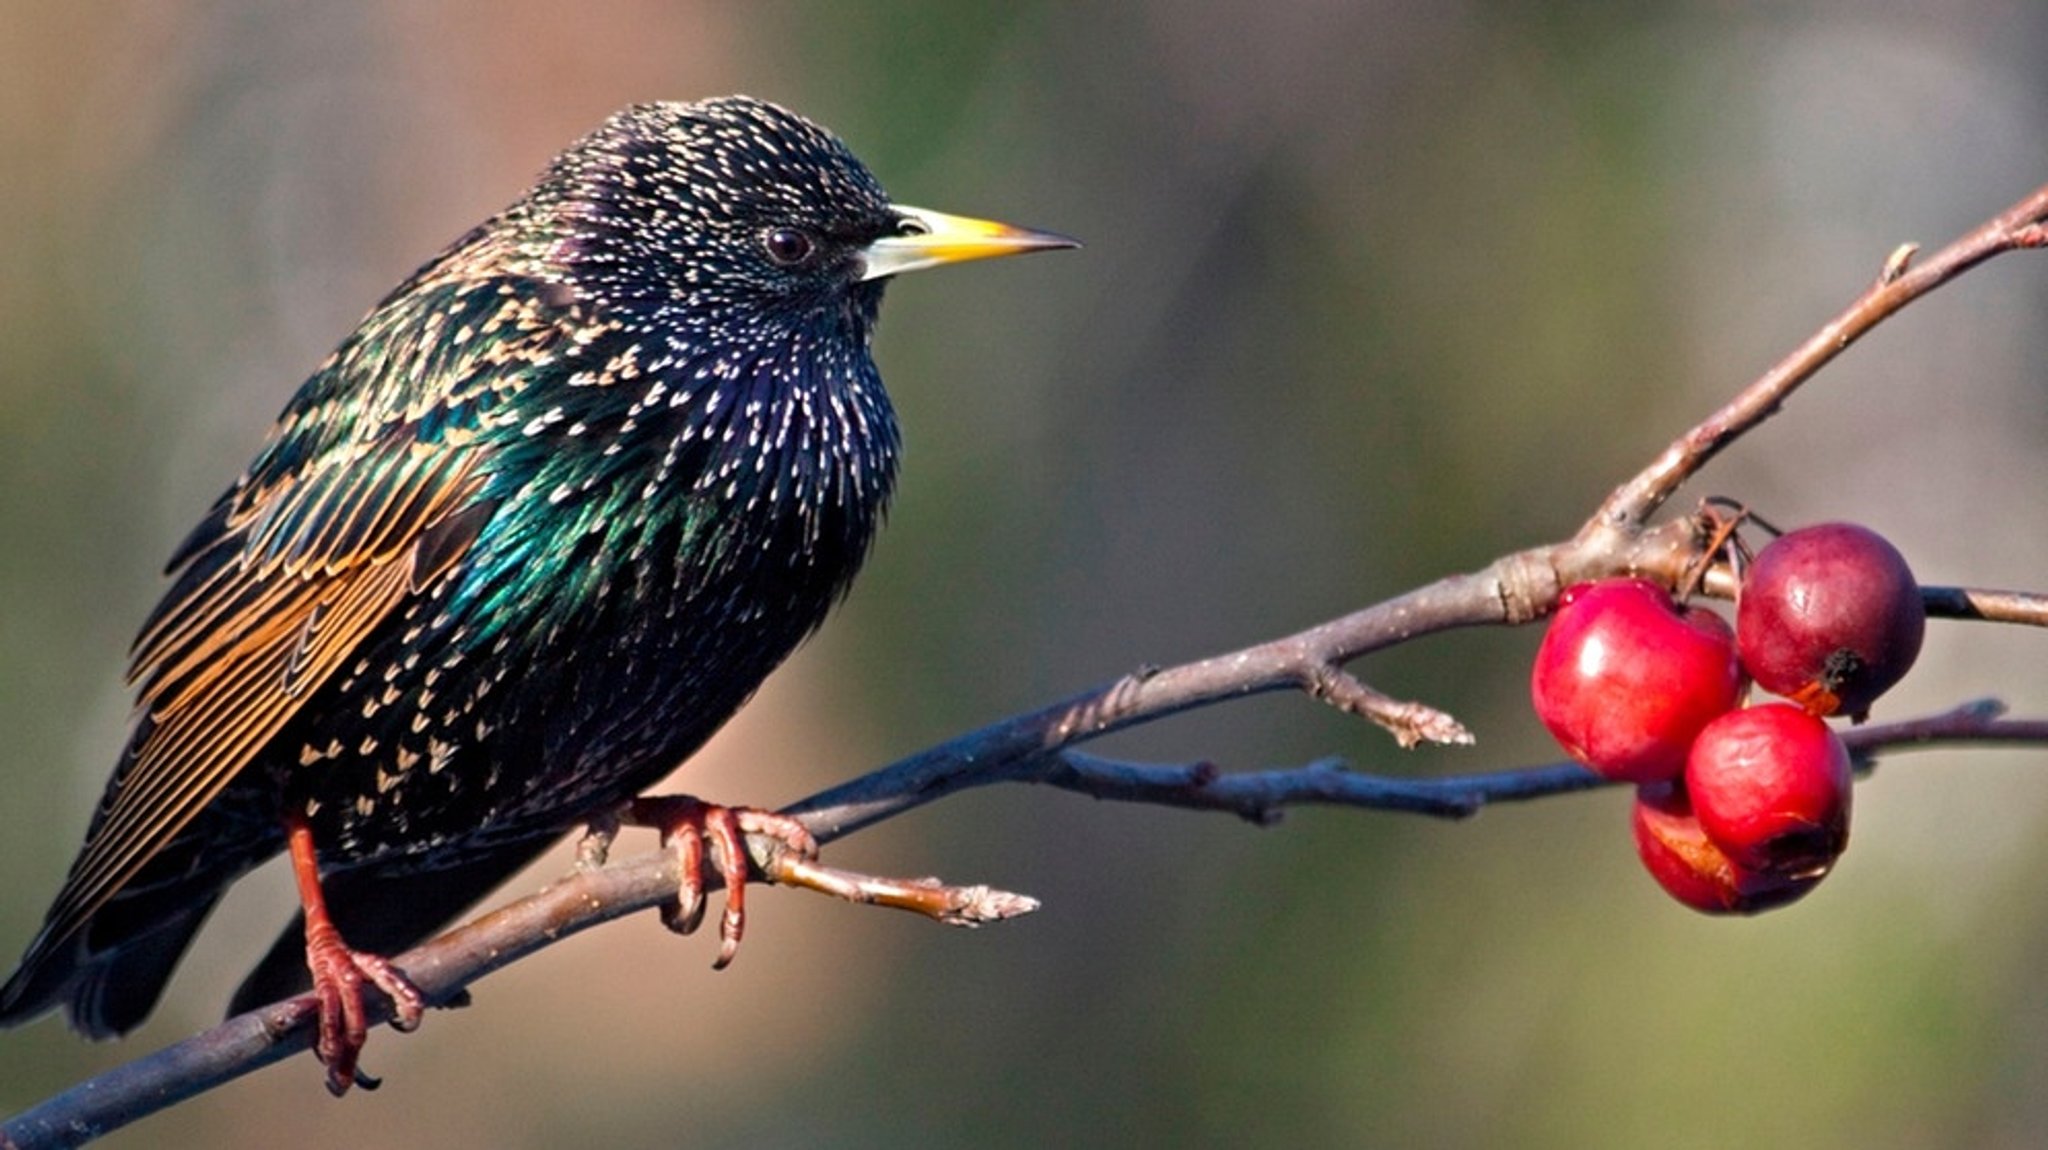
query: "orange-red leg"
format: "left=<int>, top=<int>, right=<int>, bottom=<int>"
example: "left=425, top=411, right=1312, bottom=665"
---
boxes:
left=624, top=797, right=818, bottom=969
left=286, top=814, right=426, bottom=1096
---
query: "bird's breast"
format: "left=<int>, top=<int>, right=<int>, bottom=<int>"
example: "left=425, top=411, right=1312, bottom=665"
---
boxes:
left=288, top=363, right=899, bottom=870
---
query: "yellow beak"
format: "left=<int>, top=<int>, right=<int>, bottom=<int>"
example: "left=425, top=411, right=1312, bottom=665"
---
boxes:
left=859, top=205, right=1079, bottom=282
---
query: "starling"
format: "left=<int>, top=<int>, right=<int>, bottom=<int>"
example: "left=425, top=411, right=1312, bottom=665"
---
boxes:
left=0, top=96, right=1072, bottom=1093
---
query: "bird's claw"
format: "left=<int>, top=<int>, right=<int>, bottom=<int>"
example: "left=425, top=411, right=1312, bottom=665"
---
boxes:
left=303, top=919, right=425, bottom=1097
left=627, top=796, right=818, bottom=969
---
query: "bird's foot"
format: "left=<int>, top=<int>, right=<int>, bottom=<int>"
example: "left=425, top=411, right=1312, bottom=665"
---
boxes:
left=623, top=797, right=1040, bottom=956
left=302, top=916, right=426, bottom=1096
left=284, top=812, right=426, bottom=1095
left=626, top=796, right=819, bottom=969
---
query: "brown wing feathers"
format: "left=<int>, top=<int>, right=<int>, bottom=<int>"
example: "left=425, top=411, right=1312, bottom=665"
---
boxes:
left=20, top=445, right=486, bottom=973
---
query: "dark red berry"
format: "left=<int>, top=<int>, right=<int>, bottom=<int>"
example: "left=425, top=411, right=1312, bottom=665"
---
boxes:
left=1531, top=577, right=1744, bottom=783
left=1631, top=780, right=1823, bottom=914
left=1684, top=702, right=1852, bottom=876
left=1737, top=522, right=1924, bottom=719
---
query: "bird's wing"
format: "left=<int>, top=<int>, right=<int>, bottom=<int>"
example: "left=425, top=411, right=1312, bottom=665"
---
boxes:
left=27, top=435, right=495, bottom=958
left=18, top=246, right=585, bottom=962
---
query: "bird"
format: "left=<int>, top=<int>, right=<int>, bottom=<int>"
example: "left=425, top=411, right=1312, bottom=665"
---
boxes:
left=0, top=95, right=1073, bottom=1094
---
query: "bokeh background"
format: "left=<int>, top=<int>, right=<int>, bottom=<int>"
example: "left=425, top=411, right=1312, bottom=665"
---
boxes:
left=5, top=4, right=2048, bottom=1147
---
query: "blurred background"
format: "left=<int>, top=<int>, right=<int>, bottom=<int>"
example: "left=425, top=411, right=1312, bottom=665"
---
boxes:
left=4, top=3, right=2048, bottom=1147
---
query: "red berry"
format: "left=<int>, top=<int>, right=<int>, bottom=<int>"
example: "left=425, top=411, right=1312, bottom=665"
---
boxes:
left=1737, top=522, right=1925, bottom=718
left=1631, top=781, right=1823, bottom=914
left=1530, top=578, right=1744, bottom=783
left=1684, top=703, right=1852, bottom=875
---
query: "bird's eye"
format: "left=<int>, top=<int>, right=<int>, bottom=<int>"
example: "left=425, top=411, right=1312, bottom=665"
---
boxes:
left=763, top=228, right=817, bottom=267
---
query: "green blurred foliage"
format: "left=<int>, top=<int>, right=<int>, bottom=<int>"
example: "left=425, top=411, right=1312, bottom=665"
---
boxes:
left=4, top=3, right=2048, bottom=1147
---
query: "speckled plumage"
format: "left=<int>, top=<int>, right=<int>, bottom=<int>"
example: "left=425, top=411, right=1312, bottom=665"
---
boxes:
left=0, top=96, right=1065, bottom=1041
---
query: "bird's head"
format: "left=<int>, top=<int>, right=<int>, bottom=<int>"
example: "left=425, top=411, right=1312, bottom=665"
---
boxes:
left=532, top=96, right=1074, bottom=341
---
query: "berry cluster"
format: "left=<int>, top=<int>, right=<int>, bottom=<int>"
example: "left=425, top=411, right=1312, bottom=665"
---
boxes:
left=1530, top=523, right=1924, bottom=913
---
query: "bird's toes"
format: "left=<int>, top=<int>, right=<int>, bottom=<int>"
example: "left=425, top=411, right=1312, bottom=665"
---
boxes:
left=628, top=795, right=816, bottom=968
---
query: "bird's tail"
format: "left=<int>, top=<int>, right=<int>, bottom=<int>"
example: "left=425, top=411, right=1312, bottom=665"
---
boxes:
left=0, top=881, right=228, bottom=1039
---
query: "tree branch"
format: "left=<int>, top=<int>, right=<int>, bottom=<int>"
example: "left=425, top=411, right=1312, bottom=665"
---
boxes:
left=10, top=179, right=2048, bottom=1150
left=8, top=697, right=2046, bottom=1149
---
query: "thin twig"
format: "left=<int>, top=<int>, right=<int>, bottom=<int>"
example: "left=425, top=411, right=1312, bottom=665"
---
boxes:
left=1035, top=751, right=1600, bottom=820
left=1585, top=182, right=2048, bottom=542
left=1029, top=700, right=2048, bottom=818
left=1919, top=586, right=2048, bottom=627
